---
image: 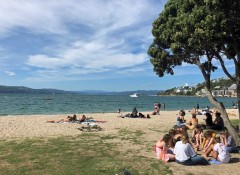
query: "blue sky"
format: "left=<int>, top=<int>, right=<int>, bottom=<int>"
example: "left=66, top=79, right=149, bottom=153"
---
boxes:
left=0, top=0, right=235, bottom=91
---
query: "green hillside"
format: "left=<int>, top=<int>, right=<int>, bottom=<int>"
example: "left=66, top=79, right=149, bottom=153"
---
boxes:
left=158, top=77, right=235, bottom=96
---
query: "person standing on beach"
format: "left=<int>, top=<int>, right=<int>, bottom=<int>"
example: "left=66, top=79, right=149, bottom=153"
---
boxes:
left=157, top=102, right=161, bottom=114
left=154, top=102, right=158, bottom=109
left=196, top=104, right=199, bottom=111
left=162, top=103, right=166, bottom=110
left=153, top=102, right=160, bottom=115
left=232, top=101, right=236, bottom=109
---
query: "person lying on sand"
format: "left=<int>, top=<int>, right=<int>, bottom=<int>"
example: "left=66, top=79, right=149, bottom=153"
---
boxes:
left=79, top=115, right=87, bottom=123
left=47, top=114, right=77, bottom=123
left=78, top=115, right=97, bottom=123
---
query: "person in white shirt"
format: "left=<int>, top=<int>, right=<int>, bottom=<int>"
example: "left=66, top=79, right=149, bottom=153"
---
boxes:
left=174, top=133, right=209, bottom=165
left=212, top=135, right=231, bottom=163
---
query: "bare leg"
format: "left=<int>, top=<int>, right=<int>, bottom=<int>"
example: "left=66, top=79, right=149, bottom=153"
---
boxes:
left=202, top=144, right=213, bottom=159
left=168, top=154, right=175, bottom=161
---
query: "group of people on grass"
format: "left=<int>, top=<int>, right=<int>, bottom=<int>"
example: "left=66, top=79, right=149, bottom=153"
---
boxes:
left=155, top=109, right=239, bottom=165
left=177, top=108, right=224, bottom=131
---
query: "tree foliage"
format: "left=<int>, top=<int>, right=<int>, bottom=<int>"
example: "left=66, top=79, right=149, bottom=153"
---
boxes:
left=148, top=0, right=240, bottom=144
left=149, top=0, right=239, bottom=81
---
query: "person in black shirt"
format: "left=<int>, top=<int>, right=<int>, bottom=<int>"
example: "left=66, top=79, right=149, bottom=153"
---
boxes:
left=205, top=113, right=213, bottom=129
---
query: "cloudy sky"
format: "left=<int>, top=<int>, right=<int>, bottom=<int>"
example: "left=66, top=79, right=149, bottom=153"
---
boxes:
left=0, top=0, right=234, bottom=91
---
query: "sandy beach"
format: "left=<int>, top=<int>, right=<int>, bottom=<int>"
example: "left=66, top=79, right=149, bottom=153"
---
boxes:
left=0, top=109, right=239, bottom=175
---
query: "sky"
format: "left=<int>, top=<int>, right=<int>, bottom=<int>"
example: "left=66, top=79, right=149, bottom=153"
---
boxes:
left=0, top=0, right=235, bottom=92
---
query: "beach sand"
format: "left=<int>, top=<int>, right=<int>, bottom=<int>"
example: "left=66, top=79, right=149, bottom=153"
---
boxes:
left=0, top=109, right=239, bottom=175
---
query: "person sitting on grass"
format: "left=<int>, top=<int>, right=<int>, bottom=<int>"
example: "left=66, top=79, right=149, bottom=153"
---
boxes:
left=201, top=130, right=216, bottom=158
left=155, top=134, right=175, bottom=162
left=192, top=125, right=203, bottom=151
left=168, top=127, right=187, bottom=150
left=211, top=135, right=230, bottom=164
left=174, top=133, right=209, bottom=166
left=47, top=114, right=77, bottom=123
left=220, top=130, right=239, bottom=153
left=204, top=113, right=214, bottom=129
left=212, top=112, right=224, bottom=130
left=186, top=113, right=198, bottom=130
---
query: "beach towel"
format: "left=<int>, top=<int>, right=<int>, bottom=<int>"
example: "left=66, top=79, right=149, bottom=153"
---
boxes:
left=81, top=120, right=107, bottom=124
left=93, top=120, right=107, bottom=123
left=81, top=122, right=96, bottom=126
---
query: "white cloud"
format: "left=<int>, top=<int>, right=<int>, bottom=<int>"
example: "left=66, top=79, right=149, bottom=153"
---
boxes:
left=5, top=71, right=15, bottom=76
left=26, top=39, right=147, bottom=71
left=9, top=0, right=164, bottom=72
left=0, top=0, right=168, bottom=84
left=0, top=0, right=164, bottom=36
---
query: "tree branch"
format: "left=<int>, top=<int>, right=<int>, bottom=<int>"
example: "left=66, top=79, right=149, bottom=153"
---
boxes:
left=215, top=53, right=236, bottom=82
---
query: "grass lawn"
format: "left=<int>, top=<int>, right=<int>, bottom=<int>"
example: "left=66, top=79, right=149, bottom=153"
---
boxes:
left=230, top=119, right=239, bottom=127
left=0, top=129, right=172, bottom=175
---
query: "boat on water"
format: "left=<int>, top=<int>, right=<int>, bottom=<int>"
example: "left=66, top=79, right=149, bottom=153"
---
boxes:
left=44, top=97, right=53, bottom=100
left=130, top=93, right=138, bottom=97
left=44, top=93, right=54, bottom=100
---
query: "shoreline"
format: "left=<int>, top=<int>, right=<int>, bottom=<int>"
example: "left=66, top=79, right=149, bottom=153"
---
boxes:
left=0, top=107, right=238, bottom=117
left=0, top=109, right=238, bottom=139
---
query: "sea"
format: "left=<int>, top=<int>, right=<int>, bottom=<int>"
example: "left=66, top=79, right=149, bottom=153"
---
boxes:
left=0, top=93, right=237, bottom=116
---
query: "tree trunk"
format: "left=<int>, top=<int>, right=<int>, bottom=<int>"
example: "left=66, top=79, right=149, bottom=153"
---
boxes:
left=237, top=81, right=240, bottom=135
left=204, top=87, right=239, bottom=145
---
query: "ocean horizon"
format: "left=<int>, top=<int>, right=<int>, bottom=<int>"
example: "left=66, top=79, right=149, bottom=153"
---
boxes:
left=0, top=93, right=237, bottom=116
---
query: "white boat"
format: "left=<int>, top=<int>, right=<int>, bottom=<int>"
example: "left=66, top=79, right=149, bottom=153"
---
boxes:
left=130, top=93, right=138, bottom=97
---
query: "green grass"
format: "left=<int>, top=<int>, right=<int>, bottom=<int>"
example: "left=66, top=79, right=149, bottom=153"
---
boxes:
left=0, top=130, right=172, bottom=175
left=230, top=119, right=240, bottom=127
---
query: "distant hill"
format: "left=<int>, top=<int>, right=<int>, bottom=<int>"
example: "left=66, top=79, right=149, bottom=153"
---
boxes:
left=0, top=85, right=71, bottom=94
left=0, top=85, right=162, bottom=95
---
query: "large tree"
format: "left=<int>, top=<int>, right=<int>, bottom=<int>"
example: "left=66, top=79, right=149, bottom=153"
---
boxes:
left=148, top=0, right=240, bottom=144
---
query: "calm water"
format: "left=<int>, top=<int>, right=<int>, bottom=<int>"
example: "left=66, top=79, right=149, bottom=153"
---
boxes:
left=0, top=93, right=237, bottom=116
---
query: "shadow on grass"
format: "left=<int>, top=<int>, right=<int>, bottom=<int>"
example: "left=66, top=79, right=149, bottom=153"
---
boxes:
left=230, top=157, right=240, bottom=164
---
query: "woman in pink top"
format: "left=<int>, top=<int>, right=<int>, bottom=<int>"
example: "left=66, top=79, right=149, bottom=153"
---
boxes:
left=155, top=134, right=175, bottom=162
